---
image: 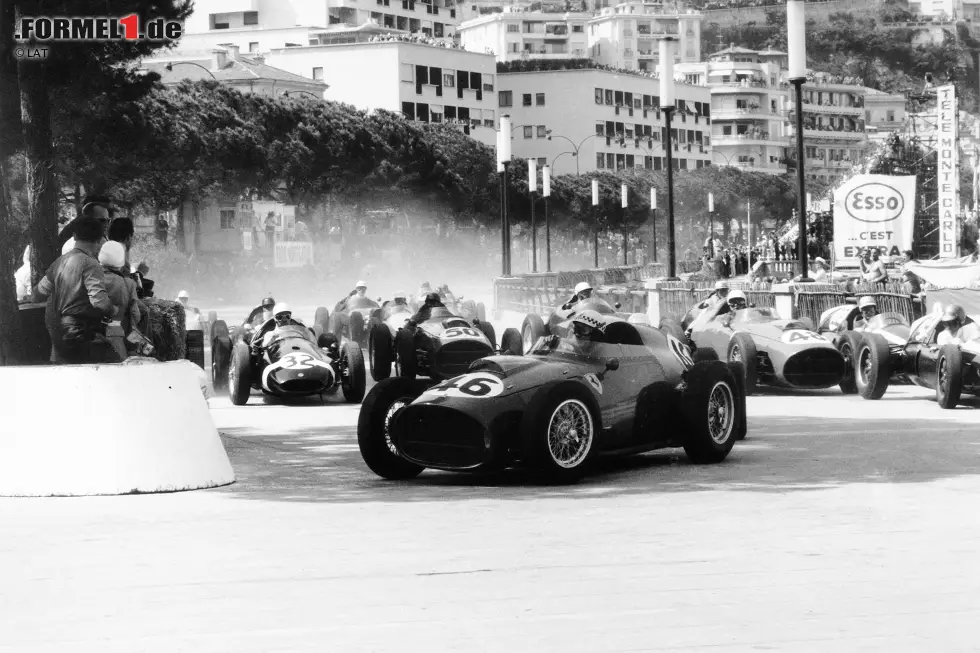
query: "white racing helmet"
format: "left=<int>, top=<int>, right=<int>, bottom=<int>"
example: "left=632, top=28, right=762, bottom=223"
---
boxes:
left=627, top=314, right=651, bottom=325
left=574, top=281, right=593, bottom=295
left=355, top=280, right=367, bottom=289
left=572, top=309, right=605, bottom=331
left=177, top=290, right=189, bottom=300
left=858, top=296, right=877, bottom=310
left=273, top=302, right=291, bottom=318
left=727, top=290, right=747, bottom=308
left=394, top=290, right=407, bottom=300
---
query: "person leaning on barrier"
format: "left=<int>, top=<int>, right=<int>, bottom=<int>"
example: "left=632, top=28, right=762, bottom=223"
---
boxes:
left=937, top=305, right=980, bottom=346
left=33, top=216, right=119, bottom=364
left=561, top=281, right=594, bottom=310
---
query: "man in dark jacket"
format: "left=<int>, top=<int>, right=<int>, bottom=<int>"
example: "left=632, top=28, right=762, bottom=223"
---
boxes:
left=406, top=292, right=446, bottom=327
left=34, top=217, right=119, bottom=364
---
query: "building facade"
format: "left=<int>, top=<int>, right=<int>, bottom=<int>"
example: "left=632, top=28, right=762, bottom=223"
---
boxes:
left=864, top=89, right=907, bottom=144
left=588, top=1, right=703, bottom=71
left=789, top=75, right=869, bottom=185
left=497, top=66, right=711, bottom=176
left=265, top=40, right=499, bottom=146
left=458, top=9, right=592, bottom=62
left=677, top=46, right=790, bottom=175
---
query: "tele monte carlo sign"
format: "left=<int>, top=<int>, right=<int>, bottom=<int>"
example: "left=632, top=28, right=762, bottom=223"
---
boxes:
left=833, top=174, right=916, bottom=262
left=936, top=84, right=959, bottom=258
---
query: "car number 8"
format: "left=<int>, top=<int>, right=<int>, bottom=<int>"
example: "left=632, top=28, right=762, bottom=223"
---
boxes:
left=666, top=334, right=695, bottom=368
left=444, top=327, right=481, bottom=338
left=425, top=372, right=504, bottom=399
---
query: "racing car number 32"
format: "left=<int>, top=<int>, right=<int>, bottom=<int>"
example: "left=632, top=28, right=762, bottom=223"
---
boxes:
left=422, top=372, right=505, bottom=399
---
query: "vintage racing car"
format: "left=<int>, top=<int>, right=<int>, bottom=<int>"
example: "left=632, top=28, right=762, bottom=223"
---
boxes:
left=371, top=306, right=498, bottom=381
left=441, top=291, right=488, bottom=324
left=208, top=303, right=275, bottom=392
left=357, top=314, right=746, bottom=483
left=855, top=312, right=980, bottom=407
left=669, top=305, right=845, bottom=394
left=519, top=297, right=637, bottom=354
left=329, top=295, right=382, bottom=348
left=224, top=320, right=366, bottom=406
left=816, top=304, right=911, bottom=397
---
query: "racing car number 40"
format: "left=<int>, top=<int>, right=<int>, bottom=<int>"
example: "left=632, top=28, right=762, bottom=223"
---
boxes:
left=420, top=372, right=505, bottom=399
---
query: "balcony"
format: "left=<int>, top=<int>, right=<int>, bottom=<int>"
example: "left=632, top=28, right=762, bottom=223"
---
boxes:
left=712, top=81, right=770, bottom=93
left=790, top=100, right=864, bottom=116
left=725, top=161, right=787, bottom=175
left=712, top=133, right=788, bottom=147
left=797, top=127, right=867, bottom=142
left=711, top=107, right=780, bottom=121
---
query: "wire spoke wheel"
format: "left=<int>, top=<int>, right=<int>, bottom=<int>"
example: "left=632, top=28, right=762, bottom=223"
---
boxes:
left=939, top=356, right=948, bottom=388
left=384, top=399, right=409, bottom=455
left=858, top=347, right=872, bottom=386
left=730, top=342, right=742, bottom=363
left=522, top=326, right=535, bottom=354
left=707, top=381, right=735, bottom=444
left=546, top=399, right=594, bottom=468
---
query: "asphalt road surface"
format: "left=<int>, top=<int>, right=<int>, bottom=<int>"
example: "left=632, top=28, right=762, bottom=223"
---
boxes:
left=4, top=314, right=980, bottom=652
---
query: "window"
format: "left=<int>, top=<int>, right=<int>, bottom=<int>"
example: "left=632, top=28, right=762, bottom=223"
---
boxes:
left=401, top=102, right=416, bottom=120
left=243, top=11, right=259, bottom=25
left=887, top=110, right=895, bottom=122
left=606, top=153, right=615, bottom=169
left=536, top=93, right=545, bottom=106
left=573, top=25, right=583, bottom=32
left=219, top=209, right=236, bottom=230
left=626, top=155, right=635, bottom=168
left=536, top=125, right=547, bottom=138
left=248, top=42, right=259, bottom=53
left=313, top=67, right=324, bottom=81
left=509, top=43, right=520, bottom=53
left=605, top=89, right=613, bottom=105
left=595, top=88, right=603, bottom=104
left=499, top=90, right=512, bottom=107
left=523, top=126, right=533, bottom=139
left=401, top=63, right=414, bottom=82
left=736, top=99, right=747, bottom=109
left=507, top=24, right=519, bottom=32
left=597, top=153, right=605, bottom=169
left=595, top=122, right=604, bottom=135
left=523, top=94, right=532, bottom=106
left=417, top=103, right=429, bottom=122
left=443, top=73, right=455, bottom=87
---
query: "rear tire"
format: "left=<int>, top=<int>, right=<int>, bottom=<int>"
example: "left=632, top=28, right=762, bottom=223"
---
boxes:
left=936, top=344, right=963, bottom=409
left=476, top=320, right=497, bottom=350
left=314, top=306, right=330, bottom=333
left=477, top=303, right=487, bottom=322
left=349, top=311, right=366, bottom=346
left=357, top=378, right=428, bottom=480
left=521, top=314, right=547, bottom=355
left=836, top=331, right=862, bottom=395
left=341, top=341, right=366, bottom=403
left=855, top=332, right=891, bottom=400
left=501, top=327, right=523, bottom=356
left=694, top=347, right=718, bottom=363
left=681, top=361, right=739, bottom=464
left=726, top=333, right=758, bottom=395
left=210, top=320, right=231, bottom=392
left=228, top=342, right=252, bottom=406
left=395, top=328, right=418, bottom=379
left=369, top=323, right=393, bottom=381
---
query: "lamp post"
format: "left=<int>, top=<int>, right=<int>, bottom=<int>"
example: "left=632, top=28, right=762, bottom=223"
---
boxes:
left=707, top=191, right=715, bottom=258
left=650, top=187, right=658, bottom=263
left=164, top=61, right=218, bottom=79
left=660, top=36, right=679, bottom=279
left=283, top=90, right=325, bottom=100
left=787, top=0, right=812, bottom=281
left=529, top=159, right=538, bottom=273
left=621, top=183, right=629, bottom=265
left=498, top=115, right=512, bottom=276
left=546, top=132, right=600, bottom=175
left=592, top=178, right=600, bottom=268
left=543, top=164, right=552, bottom=272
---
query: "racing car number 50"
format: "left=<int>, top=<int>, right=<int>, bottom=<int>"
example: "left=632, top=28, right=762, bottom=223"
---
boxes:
left=423, top=372, right=505, bottom=399
left=444, top=327, right=482, bottom=339
left=665, top=334, right=695, bottom=369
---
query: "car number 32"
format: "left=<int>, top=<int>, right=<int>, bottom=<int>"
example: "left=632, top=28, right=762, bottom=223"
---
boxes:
left=421, top=372, right=505, bottom=399
left=444, top=327, right=482, bottom=339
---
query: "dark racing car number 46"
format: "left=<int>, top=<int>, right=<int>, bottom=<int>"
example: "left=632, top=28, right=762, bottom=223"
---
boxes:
left=422, top=372, right=505, bottom=398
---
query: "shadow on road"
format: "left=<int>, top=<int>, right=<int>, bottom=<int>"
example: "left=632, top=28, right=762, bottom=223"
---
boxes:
left=213, top=409, right=980, bottom=504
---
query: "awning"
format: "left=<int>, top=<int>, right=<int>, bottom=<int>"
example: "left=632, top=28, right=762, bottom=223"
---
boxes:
left=734, top=70, right=759, bottom=76
left=906, top=257, right=980, bottom=288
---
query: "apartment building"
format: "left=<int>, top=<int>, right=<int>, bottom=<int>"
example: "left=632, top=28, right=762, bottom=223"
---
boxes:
left=457, top=9, right=592, bottom=62
left=789, top=73, right=869, bottom=184
left=265, top=39, right=499, bottom=146
left=677, top=46, right=790, bottom=175
left=179, top=0, right=461, bottom=53
left=864, top=89, right=907, bottom=144
left=588, top=0, right=703, bottom=71
left=497, top=64, right=711, bottom=176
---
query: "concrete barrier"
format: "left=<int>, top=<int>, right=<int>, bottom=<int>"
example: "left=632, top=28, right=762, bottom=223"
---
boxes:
left=0, top=360, right=234, bottom=497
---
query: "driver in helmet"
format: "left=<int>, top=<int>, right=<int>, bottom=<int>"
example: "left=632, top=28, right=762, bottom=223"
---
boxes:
left=685, top=281, right=732, bottom=337
left=561, top=281, right=594, bottom=310
left=391, top=292, right=408, bottom=307
left=853, top=296, right=878, bottom=329
left=252, top=303, right=300, bottom=354
left=258, top=296, right=276, bottom=323
left=337, top=280, right=368, bottom=311
left=937, top=304, right=980, bottom=345
left=569, top=310, right=606, bottom=348
left=726, top=290, right=747, bottom=312
left=406, top=292, right=447, bottom=327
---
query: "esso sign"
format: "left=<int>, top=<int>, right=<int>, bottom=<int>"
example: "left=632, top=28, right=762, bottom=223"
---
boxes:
left=844, top=182, right=905, bottom=223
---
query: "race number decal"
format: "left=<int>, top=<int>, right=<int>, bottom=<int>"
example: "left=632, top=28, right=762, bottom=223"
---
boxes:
left=421, top=372, right=505, bottom=399
left=665, top=334, right=695, bottom=369
left=583, top=373, right=603, bottom=395
left=444, top=327, right=482, bottom=339
left=781, top=330, right=824, bottom=344
left=277, top=353, right=317, bottom=370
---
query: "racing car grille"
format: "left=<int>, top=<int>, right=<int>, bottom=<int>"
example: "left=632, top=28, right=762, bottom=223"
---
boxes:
left=396, top=406, right=487, bottom=469
left=432, top=342, right=493, bottom=379
left=784, top=349, right=844, bottom=388
left=277, top=379, right=327, bottom=394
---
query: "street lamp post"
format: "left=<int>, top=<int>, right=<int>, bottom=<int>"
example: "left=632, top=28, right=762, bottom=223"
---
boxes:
left=660, top=37, right=679, bottom=279
left=592, top=179, right=600, bottom=268
left=621, top=183, right=629, bottom=266
left=708, top=191, right=715, bottom=257
left=529, top=159, right=538, bottom=273
left=546, top=132, right=600, bottom=175
left=787, top=0, right=813, bottom=281
left=164, top=61, right=218, bottom=80
left=650, top=187, right=658, bottom=263
left=498, top=115, right=513, bottom=276
left=543, top=165, right=552, bottom=272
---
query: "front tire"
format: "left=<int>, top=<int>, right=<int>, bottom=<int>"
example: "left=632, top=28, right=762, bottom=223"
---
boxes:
left=211, top=320, right=231, bottom=392
left=855, top=332, right=891, bottom=400
left=395, top=328, right=418, bottom=379
left=477, top=302, right=487, bottom=322
left=836, top=331, right=862, bottom=395
left=476, top=320, right=497, bottom=350
left=521, top=383, right=600, bottom=483
left=726, top=333, right=758, bottom=395
left=521, top=314, right=547, bottom=355
left=228, top=342, right=252, bottom=406
left=501, top=327, right=523, bottom=356
left=936, top=344, right=963, bottom=409
left=369, top=323, right=393, bottom=381
left=341, top=341, right=366, bottom=403
left=349, top=311, right=366, bottom=346
left=681, top=361, right=739, bottom=464
left=357, top=378, right=428, bottom=480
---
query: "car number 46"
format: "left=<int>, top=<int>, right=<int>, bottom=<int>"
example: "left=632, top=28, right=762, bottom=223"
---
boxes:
left=781, top=330, right=823, bottom=344
left=444, top=327, right=482, bottom=338
left=423, top=372, right=505, bottom=399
